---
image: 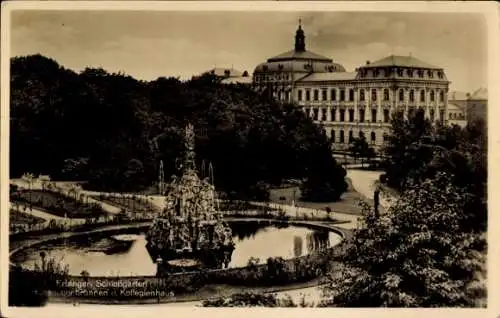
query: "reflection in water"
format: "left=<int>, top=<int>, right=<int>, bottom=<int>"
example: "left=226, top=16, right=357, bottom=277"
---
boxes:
left=13, top=223, right=342, bottom=277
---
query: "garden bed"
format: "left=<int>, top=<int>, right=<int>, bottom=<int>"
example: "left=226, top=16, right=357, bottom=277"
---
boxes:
left=93, top=194, right=160, bottom=213
left=9, top=209, right=46, bottom=225
left=11, top=190, right=107, bottom=219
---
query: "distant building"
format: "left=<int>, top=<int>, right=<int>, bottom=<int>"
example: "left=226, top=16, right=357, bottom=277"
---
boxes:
left=447, top=102, right=467, bottom=127
left=449, top=88, right=487, bottom=125
left=466, top=87, right=487, bottom=124
left=252, top=21, right=451, bottom=150
left=198, top=67, right=252, bottom=85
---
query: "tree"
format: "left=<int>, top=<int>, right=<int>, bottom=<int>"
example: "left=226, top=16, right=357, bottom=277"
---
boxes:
left=11, top=54, right=348, bottom=200
left=321, top=172, right=486, bottom=307
left=382, top=109, right=433, bottom=190
left=348, top=135, right=376, bottom=167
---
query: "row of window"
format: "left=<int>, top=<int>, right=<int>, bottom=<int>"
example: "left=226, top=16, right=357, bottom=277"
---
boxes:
left=255, top=73, right=291, bottom=82
left=358, top=68, right=445, bottom=79
left=297, top=88, right=446, bottom=103
left=449, top=112, right=465, bottom=120
left=308, top=108, right=390, bottom=123
left=307, top=107, right=446, bottom=123
left=330, top=130, right=389, bottom=144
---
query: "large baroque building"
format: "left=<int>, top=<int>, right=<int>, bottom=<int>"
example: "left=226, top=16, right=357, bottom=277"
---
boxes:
left=252, top=22, right=451, bottom=150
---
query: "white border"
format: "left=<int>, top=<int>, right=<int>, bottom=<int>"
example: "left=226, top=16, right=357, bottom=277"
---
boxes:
left=1, top=2, right=498, bottom=318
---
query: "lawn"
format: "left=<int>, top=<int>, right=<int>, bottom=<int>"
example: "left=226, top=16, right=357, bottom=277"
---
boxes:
left=9, top=209, right=46, bottom=225
left=93, top=194, right=161, bottom=213
left=11, top=190, right=107, bottom=219
left=269, top=179, right=374, bottom=215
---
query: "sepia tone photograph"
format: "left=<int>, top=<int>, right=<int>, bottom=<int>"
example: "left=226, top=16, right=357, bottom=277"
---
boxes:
left=2, top=2, right=493, bottom=316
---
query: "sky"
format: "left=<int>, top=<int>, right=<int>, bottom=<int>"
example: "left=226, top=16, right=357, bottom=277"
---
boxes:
left=10, top=10, right=487, bottom=93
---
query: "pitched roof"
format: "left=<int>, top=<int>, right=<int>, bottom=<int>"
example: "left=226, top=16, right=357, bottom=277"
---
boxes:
left=447, top=102, right=466, bottom=112
left=298, top=72, right=357, bottom=82
left=469, top=87, right=487, bottom=100
left=205, top=68, right=243, bottom=78
left=268, top=50, right=333, bottom=63
left=220, top=76, right=253, bottom=85
left=363, top=55, right=439, bottom=69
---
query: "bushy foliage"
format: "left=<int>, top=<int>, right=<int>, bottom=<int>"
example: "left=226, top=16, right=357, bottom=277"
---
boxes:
left=382, top=109, right=486, bottom=233
left=11, top=54, right=346, bottom=200
left=321, top=173, right=486, bottom=307
left=202, top=292, right=298, bottom=307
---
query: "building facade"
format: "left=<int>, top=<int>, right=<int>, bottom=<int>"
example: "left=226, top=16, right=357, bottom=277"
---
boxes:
left=252, top=22, right=451, bottom=150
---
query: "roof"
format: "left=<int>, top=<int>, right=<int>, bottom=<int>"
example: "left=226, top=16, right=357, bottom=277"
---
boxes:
left=298, top=72, right=357, bottom=82
left=254, top=59, right=346, bottom=73
left=268, top=49, right=333, bottom=63
left=220, top=76, right=253, bottom=85
left=362, top=55, right=440, bottom=69
left=447, top=102, right=466, bottom=112
left=469, top=87, right=487, bottom=100
left=204, top=68, right=243, bottom=78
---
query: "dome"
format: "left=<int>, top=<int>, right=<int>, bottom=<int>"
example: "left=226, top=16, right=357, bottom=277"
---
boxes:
left=254, top=59, right=345, bottom=73
left=253, top=21, right=346, bottom=75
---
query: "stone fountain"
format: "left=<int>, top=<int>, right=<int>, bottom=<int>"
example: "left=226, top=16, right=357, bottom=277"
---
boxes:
left=145, top=123, right=234, bottom=275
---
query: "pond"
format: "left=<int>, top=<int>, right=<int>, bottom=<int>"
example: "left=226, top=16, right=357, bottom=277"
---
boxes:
left=12, top=221, right=342, bottom=277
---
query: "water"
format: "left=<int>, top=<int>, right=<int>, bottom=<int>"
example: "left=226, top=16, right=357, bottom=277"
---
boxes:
left=12, top=222, right=342, bottom=277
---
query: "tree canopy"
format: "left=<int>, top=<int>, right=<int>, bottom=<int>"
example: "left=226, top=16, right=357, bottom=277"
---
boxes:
left=10, top=54, right=347, bottom=199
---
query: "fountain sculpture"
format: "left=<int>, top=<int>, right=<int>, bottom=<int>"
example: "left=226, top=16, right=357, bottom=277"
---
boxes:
left=146, top=123, right=235, bottom=275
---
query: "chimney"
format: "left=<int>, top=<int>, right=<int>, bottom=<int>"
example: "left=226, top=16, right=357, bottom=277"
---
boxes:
left=366, top=60, right=370, bottom=65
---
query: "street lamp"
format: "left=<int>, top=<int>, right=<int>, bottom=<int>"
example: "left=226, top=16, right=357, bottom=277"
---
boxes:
left=156, top=256, right=163, bottom=303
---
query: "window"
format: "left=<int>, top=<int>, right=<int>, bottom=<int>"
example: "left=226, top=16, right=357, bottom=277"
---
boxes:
left=340, top=89, right=346, bottom=101
left=383, top=109, right=390, bottom=123
left=430, top=91, right=435, bottom=102
left=331, top=130, right=335, bottom=143
left=314, top=90, right=319, bottom=101
left=438, top=71, right=444, bottom=79
left=340, top=109, right=345, bottom=122
left=399, top=89, right=404, bottom=102
left=313, top=108, right=318, bottom=120
left=331, top=89, right=337, bottom=101
left=359, top=131, right=364, bottom=139
left=371, top=89, right=377, bottom=101
left=360, top=89, right=365, bottom=101
left=349, top=89, right=354, bottom=101
left=298, top=90, right=303, bottom=101
left=430, top=109, right=435, bottom=121
left=397, top=68, right=403, bottom=77
left=321, top=108, right=327, bottom=121
left=306, top=90, right=310, bottom=101
left=407, top=69, right=413, bottom=77
left=449, top=112, right=453, bottom=120
left=331, top=108, right=336, bottom=122
left=439, top=110, right=445, bottom=123
left=359, top=109, right=365, bottom=122
left=418, top=70, right=424, bottom=78
left=371, top=109, right=377, bottom=122
left=409, top=90, right=415, bottom=102
left=420, top=90, right=425, bottom=102
left=383, top=133, right=389, bottom=142
left=439, top=91, right=444, bottom=102
left=322, top=89, right=327, bottom=101
left=348, top=131, right=354, bottom=143
left=340, top=130, right=345, bottom=143
left=428, top=70, right=433, bottom=78
left=349, top=109, right=354, bottom=122
left=383, top=89, right=389, bottom=101
left=371, top=132, right=376, bottom=144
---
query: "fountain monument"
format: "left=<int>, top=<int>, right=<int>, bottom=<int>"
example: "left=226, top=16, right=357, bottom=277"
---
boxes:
left=145, top=123, right=235, bottom=275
